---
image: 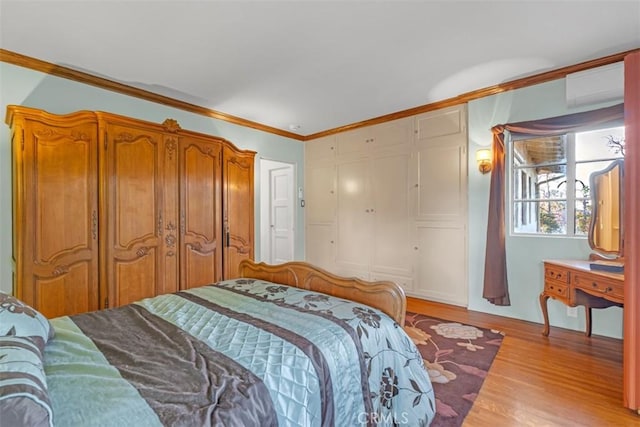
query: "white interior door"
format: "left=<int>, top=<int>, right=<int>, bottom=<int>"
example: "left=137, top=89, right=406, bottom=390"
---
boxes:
left=269, top=165, right=294, bottom=264
left=260, top=159, right=295, bottom=264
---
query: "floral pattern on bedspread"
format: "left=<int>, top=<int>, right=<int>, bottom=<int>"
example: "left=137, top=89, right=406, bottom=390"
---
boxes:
left=216, top=279, right=435, bottom=426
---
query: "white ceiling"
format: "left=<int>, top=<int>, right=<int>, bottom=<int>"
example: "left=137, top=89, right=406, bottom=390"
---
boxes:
left=1, top=1, right=639, bottom=136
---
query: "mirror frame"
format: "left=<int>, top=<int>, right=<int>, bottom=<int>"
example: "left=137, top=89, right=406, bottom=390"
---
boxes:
left=588, top=158, right=624, bottom=260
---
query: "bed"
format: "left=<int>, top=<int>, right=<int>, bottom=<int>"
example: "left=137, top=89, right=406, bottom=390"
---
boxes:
left=1, top=260, right=435, bottom=426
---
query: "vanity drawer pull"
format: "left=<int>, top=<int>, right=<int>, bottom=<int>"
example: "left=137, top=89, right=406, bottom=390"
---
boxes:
left=545, top=282, right=567, bottom=298
left=545, top=267, right=569, bottom=283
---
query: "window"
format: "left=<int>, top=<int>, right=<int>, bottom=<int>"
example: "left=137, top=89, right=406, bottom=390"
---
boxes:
left=511, top=126, right=624, bottom=236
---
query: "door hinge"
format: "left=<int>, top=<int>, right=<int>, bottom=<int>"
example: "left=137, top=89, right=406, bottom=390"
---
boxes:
left=104, top=132, right=108, bottom=150
left=21, top=129, right=25, bottom=150
left=105, top=298, right=109, bottom=309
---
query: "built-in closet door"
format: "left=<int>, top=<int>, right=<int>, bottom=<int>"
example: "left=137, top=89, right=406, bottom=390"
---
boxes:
left=370, top=151, right=412, bottom=278
left=101, top=121, right=169, bottom=307
left=305, top=135, right=337, bottom=272
left=335, top=158, right=372, bottom=278
left=223, top=145, right=255, bottom=279
left=11, top=109, right=99, bottom=318
left=304, top=148, right=336, bottom=270
left=412, top=105, right=468, bottom=306
left=179, top=135, right=223, bottom=289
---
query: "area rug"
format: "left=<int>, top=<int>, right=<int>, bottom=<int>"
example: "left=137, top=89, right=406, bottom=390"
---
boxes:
left=404, top=312, right=504, bottom=427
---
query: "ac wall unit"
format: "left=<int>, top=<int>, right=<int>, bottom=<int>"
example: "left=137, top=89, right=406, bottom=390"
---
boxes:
left=565, top=62, right=624, bottom=108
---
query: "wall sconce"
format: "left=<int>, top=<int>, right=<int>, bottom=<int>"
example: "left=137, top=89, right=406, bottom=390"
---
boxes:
left=476, top=148, right=492, bottom=174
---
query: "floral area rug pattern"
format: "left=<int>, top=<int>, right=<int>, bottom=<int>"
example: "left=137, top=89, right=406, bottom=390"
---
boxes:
left=404, top=312, right=504, bottom=427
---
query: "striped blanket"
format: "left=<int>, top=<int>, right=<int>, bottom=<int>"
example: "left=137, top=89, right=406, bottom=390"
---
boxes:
left=44, top=279, right=435, bottom=426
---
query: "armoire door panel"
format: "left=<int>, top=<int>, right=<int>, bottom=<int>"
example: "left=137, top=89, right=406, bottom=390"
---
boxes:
left=113, top=134, right=159, bottom=247
left=34, top=263, right=92, bottom=319
left=183, top=248, right=217, bottom=289
left=15, top=111, right=99, bottom=316
left=104, top=123, right=166, bottom=306
left=183, top=143, right=220, bottom=241
left=223, top=146, right=255, bottom=279
left=180, top=138, right=222, bottom=288
left=371, top=153, right=412, bottom=275
left=114, top=249, right=158, bottom=306
left=32, top=133, right=95, bottom=261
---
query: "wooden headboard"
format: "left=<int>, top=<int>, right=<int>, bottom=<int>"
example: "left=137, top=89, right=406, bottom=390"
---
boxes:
left=238, top=260, right=407, bottom=325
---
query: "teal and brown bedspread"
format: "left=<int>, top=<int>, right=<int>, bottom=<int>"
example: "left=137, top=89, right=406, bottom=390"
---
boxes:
left=44, top=279, right=435, bottom=426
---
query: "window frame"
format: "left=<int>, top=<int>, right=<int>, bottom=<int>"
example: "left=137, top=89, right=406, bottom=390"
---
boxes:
left=507, top=126, right=624, bottom=238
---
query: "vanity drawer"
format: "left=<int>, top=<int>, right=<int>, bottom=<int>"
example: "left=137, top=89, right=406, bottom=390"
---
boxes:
left=544, top=264, right=570, bottom=283
left=573, top=274, right=624, bottom=301
left=544, top=281, right=569, bottom=301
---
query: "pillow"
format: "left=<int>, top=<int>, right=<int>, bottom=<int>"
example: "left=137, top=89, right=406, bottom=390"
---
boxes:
left=0, top=335, right=53, bottom=427
left=0, top=293, right=54, bottom=347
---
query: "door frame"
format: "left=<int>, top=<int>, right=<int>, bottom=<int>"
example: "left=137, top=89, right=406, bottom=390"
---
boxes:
left=259, top=158, right=296, bottom=263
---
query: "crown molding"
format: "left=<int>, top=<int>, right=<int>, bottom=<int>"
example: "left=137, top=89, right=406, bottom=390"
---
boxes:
left=2, top=48, right=637, bottom=142
left=304, top=48, right=639, bottom=141
left=0, top=49, right=305, bottom=141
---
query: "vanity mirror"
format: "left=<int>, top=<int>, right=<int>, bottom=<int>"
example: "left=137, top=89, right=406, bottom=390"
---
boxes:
left=588, top=159, right=624, bottom=269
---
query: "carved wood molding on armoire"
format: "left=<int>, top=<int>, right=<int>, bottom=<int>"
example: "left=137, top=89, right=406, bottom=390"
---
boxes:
left=6, top=105, right=255, bottom=318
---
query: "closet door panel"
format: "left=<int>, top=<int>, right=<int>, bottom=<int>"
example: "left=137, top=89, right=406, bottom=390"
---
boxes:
left=416, top=144, right=466, bottom=221
left=413, top=223, right=467, bottom=306
left=372, top=117, right=413, bottom=151
left=336, top=159, right=371, bottom=271
left=412, top=105, right=468, bottom=306
left=19, top=116, right=99, bottom=317
left=371, top=152, right=412, bottom=276
left=306, top=164, right=336, bottom=223
left=305, top=224, right=335, bottom=271
left=305, top=136, right=335, bottom=162
left=180, top=137, right=223, bottom=288
left=336, top=127, right=371, bottom=157
left=104, top=123, right=166, bottom=307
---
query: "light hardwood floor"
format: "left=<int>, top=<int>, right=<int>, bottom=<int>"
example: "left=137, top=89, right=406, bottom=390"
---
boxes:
left=407, top=297, right=639, bottom=426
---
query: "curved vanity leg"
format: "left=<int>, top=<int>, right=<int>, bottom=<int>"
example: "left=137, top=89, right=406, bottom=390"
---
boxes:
left=539, top=293, right=551, bottom=336
left=585, top=306, right=592, bottom=337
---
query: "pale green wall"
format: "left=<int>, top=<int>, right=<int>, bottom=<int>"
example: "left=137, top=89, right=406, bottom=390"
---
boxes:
left=1, top=61, right=625, bottom=339
left=0, top=62, right=305, bottom=294
left=467, top=78, right=623, bottom=339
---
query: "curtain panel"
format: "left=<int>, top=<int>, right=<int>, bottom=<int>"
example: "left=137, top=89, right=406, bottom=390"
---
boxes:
left=483, top=103, right=624, bottom=306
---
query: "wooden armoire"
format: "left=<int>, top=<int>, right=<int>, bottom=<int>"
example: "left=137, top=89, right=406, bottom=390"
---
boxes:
left=7, top=106, right=255, bottom=318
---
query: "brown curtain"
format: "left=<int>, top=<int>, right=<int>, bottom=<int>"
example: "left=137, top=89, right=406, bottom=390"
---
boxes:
left=483, top=103, right=624, bottom=306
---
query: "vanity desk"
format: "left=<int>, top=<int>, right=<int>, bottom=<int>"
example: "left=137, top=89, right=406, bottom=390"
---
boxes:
left=539, top=158, right=625, bottom=337
left=540, top=259, right=623, bottom=337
